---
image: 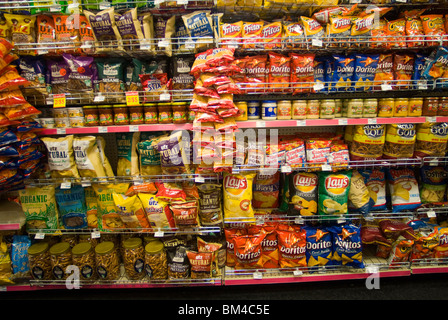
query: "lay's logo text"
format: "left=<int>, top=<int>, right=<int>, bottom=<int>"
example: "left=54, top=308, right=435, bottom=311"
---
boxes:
left=224, top=175, right=248, bottom=189
left=325, top=175, right=349, bottom=190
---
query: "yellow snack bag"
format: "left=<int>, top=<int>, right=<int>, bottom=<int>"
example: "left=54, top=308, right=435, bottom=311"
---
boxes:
left=223, top=172, right=256, bottom=222
left=84, top=186, right=98, bottom=228
left=73, top=136, right=107, bottom=178
left=113, top=192, right=150, bottom=229
left=42, top=135, right=80, bottom=179
left=138, top=193, right=175, bottom=229
left=93, top=183, right=129, bottom=231
left=96, top=136, right=114, bottom=177
left=348, top=170, right=373, bottom=216
left=300, top=16, right=325, bottom=40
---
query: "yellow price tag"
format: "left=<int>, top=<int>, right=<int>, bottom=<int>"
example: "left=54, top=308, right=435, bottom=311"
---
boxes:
left=53, top=94, right=66, bottom=108
left=126, top=91, right=140, bottom=106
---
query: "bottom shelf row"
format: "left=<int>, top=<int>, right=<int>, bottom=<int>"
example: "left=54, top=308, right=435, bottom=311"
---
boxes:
left=4, top=212, right=448, bottom=291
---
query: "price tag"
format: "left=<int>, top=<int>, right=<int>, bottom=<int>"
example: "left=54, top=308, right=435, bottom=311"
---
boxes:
left=253, top=271, right=263, bottom=280
left=296, top=120, right=306, bottom=126
left=91, top=230, right=101, bottom=239
left=418, top=81, right=428, bottom=90
left=312, top=38, right=323, bottom=47
left=99, top=1, right=111, bottom=9
left=313, top=83, right=324, bottom=91
left=140, top=39, right=151, bottom=51
left=154, top=230, right=164, bottom=237
left=60, top=181, right=71, bottom=189
left=94, top=94, right=105, bottom=102
left=158, top=39, right=170, bottom=48
left=427, top=210, right=437, bottom=218
left=53, top=94, right=66, bottom=108
left=381, top=84, right=392, bottom=91
left=427, top=116, right=437, bottom=123
left=129, top=125, right=139, bottom=132
left=185, top=42, right=196, bottom=49
left=126, top=91, right=140, bottom=106
left=294, top=217, right=304, bottom=224
left=177, top=0, right=188, bottom=4
left=159, top=93, right=170, bottom=101
left=365, top=266, right=379, bottom=274
left=195, top=176, right=205, bottom=183
left=56, top=128, right=66, bottom=135
left=368, top=118, right=377, bottom=124
left=338, top=119, right=348, bottom=126
left=281, top=165, right=292, bottom=173
left=50, top=5, right=62, bottom=12
left=321, top=164, right=332, bottom=171
left=256, top=121, right=266, bottom=127
left=98, top=127, right=108, bottom=133
left=293, top=269, right=303, bottom=276
left=35, top=233, right=45, bottom=240
left=68, top=2, right=80, bottom=10
left=81, top=180, right=91, bottom=187
left=429, top=159, right=439, bottom=166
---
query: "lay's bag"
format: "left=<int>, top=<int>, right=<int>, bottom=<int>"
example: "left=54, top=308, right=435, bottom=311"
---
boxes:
left=318, top=170, right=351, bottom=219
left=223, top=172, right=256, bottom=223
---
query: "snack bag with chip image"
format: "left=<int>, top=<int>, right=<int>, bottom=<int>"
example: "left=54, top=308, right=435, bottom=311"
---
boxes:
left=386, top=168, right=421, bottom=213
left=304, top=225, right=333, bottom=270
left=223, top=172, right=256, bottom=222
left=353, top=53, right=379, bottom=92
left=318, top=170, right=351, bottom=219
left=289, top=172, right=318, bottom=216
left=328, top=223, right=364, bottom=268
left=331, top=54, right=355, bottom=92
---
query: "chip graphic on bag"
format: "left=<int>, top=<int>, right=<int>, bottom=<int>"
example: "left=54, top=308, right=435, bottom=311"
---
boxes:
left=328, top=223, right=364, bottom=268
left=223, top=172, right=256, bottom=222
left=232, top=233, right=266, bottom=269
left=289, top=172, right=318, bottom=216
left=332, top=55, right=355, bottom=92
left=387, top=168, right=421, bottom=212
left=304, top=225, right=333, bottom=269
left=277, top=228, right=307, bottom=268
left=358, top=168, right=387, bottom=210
left=318, top=171, right=351, bottom=218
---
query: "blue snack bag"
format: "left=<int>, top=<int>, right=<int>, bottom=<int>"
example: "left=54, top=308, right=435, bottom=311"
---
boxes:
left=313, top=56, right=326, bottom=92
left=55, top=184, right=88, bottom=229
left=11, top=235, right=31, bottom=276
left=332, top=54, right=356, bottom=92
left=413, top=53, right=427, bottom=89
left=328, top=223, right=364, bottom=268
left=353, top=53, right=379, bottom=92
left=304, top=225, right=333, bottom=270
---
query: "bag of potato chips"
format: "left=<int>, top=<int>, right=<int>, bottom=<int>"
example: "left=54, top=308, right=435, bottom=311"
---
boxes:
left=387, top=168, right=421, bottom=213
left=348, top=170, right=374, bottom=216
left=223, top=172, right=256, bottom=222
left=42, top=135, right=80, bottom=179
left=318, top=170, right=351, bottom=219
left=252, top=171, right=280, bottom=209
left=289, top=172, right=318, bottom=216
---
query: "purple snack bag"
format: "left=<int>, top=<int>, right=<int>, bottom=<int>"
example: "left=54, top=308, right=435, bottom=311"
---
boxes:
left=63, top=53, right=95, bottom=93
left=84, top=8, right=123, bottom=52
left=47, top=59, right=70, bottom=94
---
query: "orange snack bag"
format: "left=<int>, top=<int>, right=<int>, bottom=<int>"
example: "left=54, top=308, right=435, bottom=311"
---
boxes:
left=244, top=55, right=268, bottom=93
left=242, top=21, right=264, bottom=49
left=421, top=14, right=446, bottom=47
left=387, top=19, right=407, bottom=48
left=277, top=228, right=307, bottom=268
left=262, top=21, right=282, bottom=50
left=247, top=223, right=279, bottom=269
left=290, top=53, right=314, bottom=94
left=232, top=233, right=266, bottom=269
left=220, top=21, right=243, bottom=48
left=268, top=52, right=291, bottom=93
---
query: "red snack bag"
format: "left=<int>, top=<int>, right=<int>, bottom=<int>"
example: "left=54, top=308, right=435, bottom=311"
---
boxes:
left=190, top=49, right=213, bottom=77
left=3, top=103, right=41, bottom=120
left=215, top=78, right=241, bottom=94
left=404, top=10, right=426, bottom=48
left=290, top=53, right=315, bottom=94
left=268, top=52, right=291, bottom=93
left=393, top=53, right=414, bottom=90
left=201, top=74, right=232, bottom=87
left=0, top=38, right=13, bottom=59
left=0, top=90, right=27, bottom=106
left=220, top=21, right=243, bottom=49
left=155, top=182, right=187, bottom=202
left=207, top=93, right=234, bottom=109
left=187, top=250, right=214, bottom=279
left=373, top=53, right=394, bottom=90
left=370, top=19, right=389, bottom=49
left=230, top=57, right=247, bottom=88
left=0, top=66, right=30, bottom=91
left=232, top=233, right=266, bottom=269
left=170, top=200, right=199, bottom=228
left=244, top=55, right=268, bottom=93
left=205, top=47, right=235, bottom=67
left=277, top=228, right=307, bottom=268
left=421, top=14, right=446, bottom=47
left=194, top=79, right=221, bottom=99
left=247, top=223, right=279, bottom=269
left=195, top=112, right=223, bottom=123
left=225, top=228, right=247, bottom=267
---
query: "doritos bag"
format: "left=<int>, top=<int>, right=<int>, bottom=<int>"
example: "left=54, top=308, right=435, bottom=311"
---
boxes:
left=353, top=53, right=379, bottom=91
left=232, top=233, right=266, bottom=269
left=328, top=223, right=364, bottom=268
left=332, top=54, right=355, bottom=92
left=277, top=227, right=307, bottom=268
left=290, top=53, right=314, bottom=94
left=304, top=225, right=333, bottom=269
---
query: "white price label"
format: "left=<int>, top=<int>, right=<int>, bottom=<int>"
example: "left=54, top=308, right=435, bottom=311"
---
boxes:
left=368, top=118, right=377, bottom=124
left=50, top=5, right=61, bottom=12
left=177, top=0, right=188, bottom=4
left=365, top=266, right=379, bottom=274
left=293, top=269, right=303, bottom=276
left=160, top=93, right=170, bottom=101
left=154, top=230, right=164, bottom=238
left=321, top=164, right=332, bottom=171
left=313, top=83, right=324, bottom=91
left=427, top=210, right=437, bottom=218
left=281, top=165, right=292, bottom=173
left=185, top=42, right=196, bottom=49
left=381, top=84, right=392, bottom=91
left=94, top=94, right=105, bottom=102
left=158, top=40, right=170, bottom=48
left=294, top=217, right=304, bottom=224
left=99, top=2, right=111, bottom=9
left=312, top=38, right=323, bottom=47
left=91, top=231, right=101, bottom=239
left=81, top=180, right=91, bottom=187
left=338, top=119, right=348, bottom=126
left=129, top=125, right=139, bottom=132
left=56, top=128, right=66, bottom=135
left=195, top=176, right=205, bottom=183
left=418, top=81, right=428, bottom=90
left=429, top=159, right=439, bottom=166
left=296, top=120, right=306, bottom=126
left=253, top=272, right=263, bottom=280
left=60, top=182, right=71, bottom=189
left=35, top=233, right=45, bottom=240
left=98, top=127, right=108, bottom=133
left=256, top=121, right=266, bottom=127
left=427, top=116, right=437, bottom=123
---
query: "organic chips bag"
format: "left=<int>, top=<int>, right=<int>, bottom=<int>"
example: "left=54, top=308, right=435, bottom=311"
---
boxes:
left=19, top=185, right=59, bottom=230
left=93, top=183, right=129, bottom=231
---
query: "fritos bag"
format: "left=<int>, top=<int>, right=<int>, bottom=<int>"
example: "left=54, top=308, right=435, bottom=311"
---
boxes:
left=262, top=21, right=282, bottom=50
left=242, top=21, right=264, bottom=49
left=220, top=21, right=243, bottom=48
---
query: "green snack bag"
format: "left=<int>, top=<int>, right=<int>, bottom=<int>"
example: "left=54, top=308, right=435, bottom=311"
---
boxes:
left=318, top=170, right=352, bottom=219
left=19, top=185, right=59, bottom=231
